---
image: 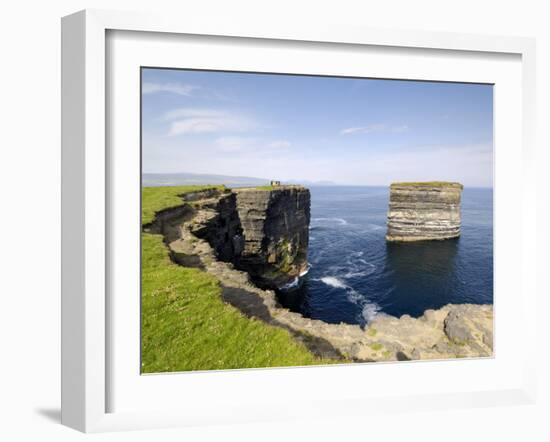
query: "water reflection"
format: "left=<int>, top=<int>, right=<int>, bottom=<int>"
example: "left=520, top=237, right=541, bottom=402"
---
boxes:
left=381, top=238, right=460, bottom=317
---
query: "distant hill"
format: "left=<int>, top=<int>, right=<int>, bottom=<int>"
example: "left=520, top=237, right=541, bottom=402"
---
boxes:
left=143, top=172, right=337, bottom=187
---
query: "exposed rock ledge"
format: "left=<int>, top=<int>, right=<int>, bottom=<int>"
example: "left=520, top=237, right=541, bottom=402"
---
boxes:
left=146, top=188, right=492, bottom=362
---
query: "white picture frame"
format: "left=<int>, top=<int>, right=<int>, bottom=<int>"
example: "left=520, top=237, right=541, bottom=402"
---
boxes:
left=61, top=9, right=538, bottom=433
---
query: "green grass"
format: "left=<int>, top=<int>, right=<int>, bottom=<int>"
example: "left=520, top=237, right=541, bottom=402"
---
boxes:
left=236, top=184, right=277, bottom=190
left=237, top=184, right=303, bottom=191
left=141, top=185, right=224, bottom=225
left=369, top=342, right=383, bottom=351
left=391, top=181, right=463, bottom=188
left=141, top=185, right=329, bottom=373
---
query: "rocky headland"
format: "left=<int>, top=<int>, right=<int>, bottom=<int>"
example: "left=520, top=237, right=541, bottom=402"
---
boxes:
left=231, top=186, right=310, bottom=288
left=386, top=182, right=463, bottom=242
left=145, top=185, right=492, bottom=363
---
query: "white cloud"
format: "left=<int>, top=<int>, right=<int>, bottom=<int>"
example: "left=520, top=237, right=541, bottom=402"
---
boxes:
left=340, top=127, right=365, bottom=135
left=142, top=82, right=198, bottom=96
left=164, top=108, right=256, bottom=136
left=340, top=123, right=408, bottom=135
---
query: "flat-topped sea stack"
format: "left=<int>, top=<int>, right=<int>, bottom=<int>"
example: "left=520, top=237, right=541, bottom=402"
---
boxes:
left=386, top=181, right=463, bottom=242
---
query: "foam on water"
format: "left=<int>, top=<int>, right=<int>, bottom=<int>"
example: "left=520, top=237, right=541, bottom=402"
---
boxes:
left=364, top=224, right=384, bottom=231
left=327, top=252, right=377, bottom=280
left=361, top=302, right=381, bottom=323
left=299, top=263, right=312, bottom=277
left=275, top=186, right=493, bottom=325
left=312, top=217, right=348, bottom=226
left=279, top=264, right=312, bottom=291
left=317, top=276, right=380, bottom=324
left=319, top=276, right=347, bottom=289
left=280, top=277, right=300, bottom=290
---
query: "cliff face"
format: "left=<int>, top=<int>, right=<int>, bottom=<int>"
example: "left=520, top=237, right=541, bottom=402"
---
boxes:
left=232, top=186, right=310, bottom=288
left=386, top=182, right=463, bottom=242
left=190, top=186, right=310, bottom=289
left=146, top=186, right=492, bottom=362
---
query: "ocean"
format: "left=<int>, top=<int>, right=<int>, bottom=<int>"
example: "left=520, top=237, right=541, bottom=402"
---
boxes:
left=277, top=186, right=494, bottom=326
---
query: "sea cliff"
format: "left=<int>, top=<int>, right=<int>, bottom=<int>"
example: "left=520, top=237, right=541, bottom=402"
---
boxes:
left=176, top=185, right=310, bottom=289
left=145, top=185, right=492, bottom=364
left=386, top=182, right=463, bottom=242
left=232, top=187, right=310, bottom=288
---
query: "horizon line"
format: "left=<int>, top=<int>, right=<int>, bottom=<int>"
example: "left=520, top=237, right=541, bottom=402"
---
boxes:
left=142, top=172, right=493, bottom=188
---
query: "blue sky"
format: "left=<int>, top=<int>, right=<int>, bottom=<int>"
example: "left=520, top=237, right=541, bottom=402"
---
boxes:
left=142, top=68, right=493, bottom=187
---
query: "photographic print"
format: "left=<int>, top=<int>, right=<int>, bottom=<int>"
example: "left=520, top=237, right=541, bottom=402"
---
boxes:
left=141, top=68, right=493, bottom=373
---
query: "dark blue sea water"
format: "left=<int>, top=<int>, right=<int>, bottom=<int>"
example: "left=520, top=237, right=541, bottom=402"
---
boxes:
left=277, top=186, right=493, bottom=325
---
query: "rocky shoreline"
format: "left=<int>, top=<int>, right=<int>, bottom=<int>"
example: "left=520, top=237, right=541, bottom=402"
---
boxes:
left=145, top=187, right=493, bottom=363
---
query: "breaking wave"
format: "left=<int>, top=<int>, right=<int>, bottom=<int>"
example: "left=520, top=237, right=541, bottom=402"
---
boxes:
left=280, top=277, right=300, bottom=290
left=361, top=303, right=380, bottom=323
left=299, top=263, right=312, bottom=277
left=275, top=186, right=493, bottom=325
left=279, top=264, right=313, bottom=291
left=319, top=276, right=347, bottom=289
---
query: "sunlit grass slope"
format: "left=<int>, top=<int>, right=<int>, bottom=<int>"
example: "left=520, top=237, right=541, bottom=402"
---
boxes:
left=141, top=185, right=327, bottom=373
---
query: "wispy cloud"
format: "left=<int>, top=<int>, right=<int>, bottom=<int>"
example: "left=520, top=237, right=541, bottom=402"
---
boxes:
left=164, top=108, right=256, bottom=136
left=142, top=82, right=199, bottom=96
left=340, top=124, right=409, bottom=135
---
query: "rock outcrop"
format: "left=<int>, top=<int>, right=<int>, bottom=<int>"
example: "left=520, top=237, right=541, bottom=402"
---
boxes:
left=146, top=187, right=493, bottom=363
left=232, top=187, right=310, bottom=288
left=179, top=186, right=310, bottom=289
left=386, top=182, right=463, bottom=242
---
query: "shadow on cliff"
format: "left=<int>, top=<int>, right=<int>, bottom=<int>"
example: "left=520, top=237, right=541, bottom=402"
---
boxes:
left=145, top=189, right=344, bottom=362
left=221, top=285, right=344, bottom=361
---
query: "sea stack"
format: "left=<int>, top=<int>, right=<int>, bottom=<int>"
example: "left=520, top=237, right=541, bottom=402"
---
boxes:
left=386, top=182, right=463, bottom=242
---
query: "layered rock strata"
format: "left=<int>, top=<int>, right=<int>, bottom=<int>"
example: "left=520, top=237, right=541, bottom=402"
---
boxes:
left=386, top=182, right=463, bottom=242
left=231, top=186, right=310, bottom=288
left=169, top=186, right=310, bottom=289
left=146, top=187, right=493, bottom=362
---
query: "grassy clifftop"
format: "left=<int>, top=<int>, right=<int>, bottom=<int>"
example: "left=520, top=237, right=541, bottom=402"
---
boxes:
left=142, top=185, right=225, bottom=225
left=141, top=185, right=325, bottom=373
left=391, top=181, right=463, bottom=188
